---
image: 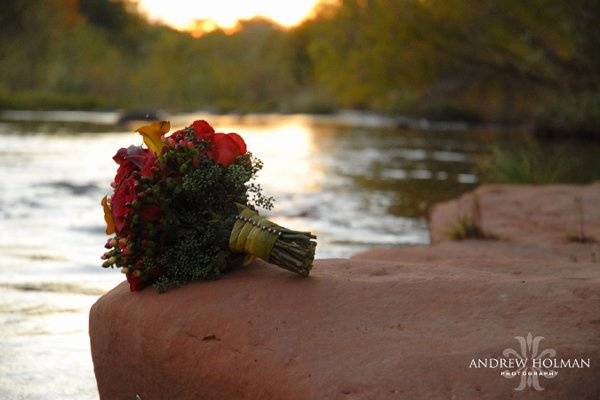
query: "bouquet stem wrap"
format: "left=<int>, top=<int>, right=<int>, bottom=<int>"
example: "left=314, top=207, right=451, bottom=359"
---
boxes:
left=229, top=204, right=316, bottom=276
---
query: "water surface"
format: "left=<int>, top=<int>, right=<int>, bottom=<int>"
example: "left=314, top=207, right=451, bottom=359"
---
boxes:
left=0, top=112, right=594, bottom=399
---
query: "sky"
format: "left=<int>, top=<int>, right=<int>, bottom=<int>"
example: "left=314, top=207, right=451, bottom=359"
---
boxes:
left=137, top=0, right=321, bottom=32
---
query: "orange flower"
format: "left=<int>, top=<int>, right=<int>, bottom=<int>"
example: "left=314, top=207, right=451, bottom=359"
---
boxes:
left=136, top=121, right=170, bottom=155
left=101, top=195, right=115, bottom=235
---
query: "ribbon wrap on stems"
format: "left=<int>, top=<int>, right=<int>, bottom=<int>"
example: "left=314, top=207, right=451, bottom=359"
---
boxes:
left=229, top=204, right=316, bottom=276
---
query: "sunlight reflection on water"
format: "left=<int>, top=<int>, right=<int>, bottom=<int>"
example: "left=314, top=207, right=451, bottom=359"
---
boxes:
left=219, top=118, right=325, bottom=192
left=0, top=113, right=483, bottom=399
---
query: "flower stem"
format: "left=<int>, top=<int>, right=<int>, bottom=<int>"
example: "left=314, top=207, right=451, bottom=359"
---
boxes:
left=229, top=204, right=316, bottom=276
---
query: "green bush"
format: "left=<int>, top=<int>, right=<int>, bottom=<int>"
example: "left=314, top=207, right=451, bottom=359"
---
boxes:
left=535, top=93, right=600, bottom=139
left=477, top=139, right=600, bottom=184
left=0, top=89, right=105, bottom=110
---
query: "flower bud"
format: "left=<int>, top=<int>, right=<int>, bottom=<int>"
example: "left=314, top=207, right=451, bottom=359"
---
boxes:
left=102, top=257, right=116, bottom=268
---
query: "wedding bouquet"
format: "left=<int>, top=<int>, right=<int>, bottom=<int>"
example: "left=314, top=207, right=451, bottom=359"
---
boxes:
left=100, top=120, right=316, bottom=291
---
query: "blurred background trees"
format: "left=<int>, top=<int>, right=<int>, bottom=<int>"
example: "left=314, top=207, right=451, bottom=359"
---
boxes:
left=1, top=0, right=599, bottom=136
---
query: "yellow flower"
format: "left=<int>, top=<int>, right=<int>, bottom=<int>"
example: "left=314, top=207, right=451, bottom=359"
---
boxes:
left=101, top=195, right=115, bottom=235
left=136, top=121, right=170, bottom=155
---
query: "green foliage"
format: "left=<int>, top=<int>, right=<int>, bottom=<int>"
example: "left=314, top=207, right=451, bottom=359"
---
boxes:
left=148, top=149, right=271, bottom=290
left=0, top=89, right=104, bottom=110
left=479, top=141, right=571, bottom=184
left=306, top=0, right=600, bottom=123
left=535, top=93, right=600, bottom=139
left=2, top=0, right=600, bottom=135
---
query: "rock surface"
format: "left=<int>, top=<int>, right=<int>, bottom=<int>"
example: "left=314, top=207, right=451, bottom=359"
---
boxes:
left=90, top=184, right=600, bottom=399
left=428, top=182, right=600, bottom=246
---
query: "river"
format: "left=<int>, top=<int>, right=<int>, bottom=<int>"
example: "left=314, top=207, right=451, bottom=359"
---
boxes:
left=0, top=111, right=596, bottom=399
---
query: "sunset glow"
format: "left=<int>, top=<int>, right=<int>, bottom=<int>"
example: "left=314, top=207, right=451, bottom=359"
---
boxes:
left=138, top=0, right=321, bottom=32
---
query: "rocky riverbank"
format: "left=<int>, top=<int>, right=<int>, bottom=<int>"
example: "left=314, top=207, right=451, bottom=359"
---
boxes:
left=90, top=183, right=600, bottom=399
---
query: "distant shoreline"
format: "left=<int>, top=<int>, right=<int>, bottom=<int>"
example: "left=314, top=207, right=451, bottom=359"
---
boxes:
left=0, top=108, right=533, bottom=134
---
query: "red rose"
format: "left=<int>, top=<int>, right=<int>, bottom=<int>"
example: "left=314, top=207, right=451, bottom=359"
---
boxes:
left=112, top=147, right=129, bottom=164
left=111, top=176, right=137, bottom=234
left=113, top=146, right=148, bottom=185
left=191, top=120, right=215, bottom=141
left=168, top=129, right=186, bottom=144
left=227, top=132, right=246, bottom=154
left=127, top=273, right=142, bottom=291
left=140, top=151, right=157, bottom=178
left=210, top=132, right=247, bottom=166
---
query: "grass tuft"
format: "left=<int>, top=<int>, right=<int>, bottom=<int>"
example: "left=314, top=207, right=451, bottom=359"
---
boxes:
left=479, top=140, right=573, bottom=184
left=448, top=214, right=487, bottom=240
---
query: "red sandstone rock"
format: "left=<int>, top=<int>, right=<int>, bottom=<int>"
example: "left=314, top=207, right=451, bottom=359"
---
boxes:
left=90, top=257, right=600, bottom=399
left=428, top=183, right=600, bottom=245
left=90, top=184, right=600, bottom=399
